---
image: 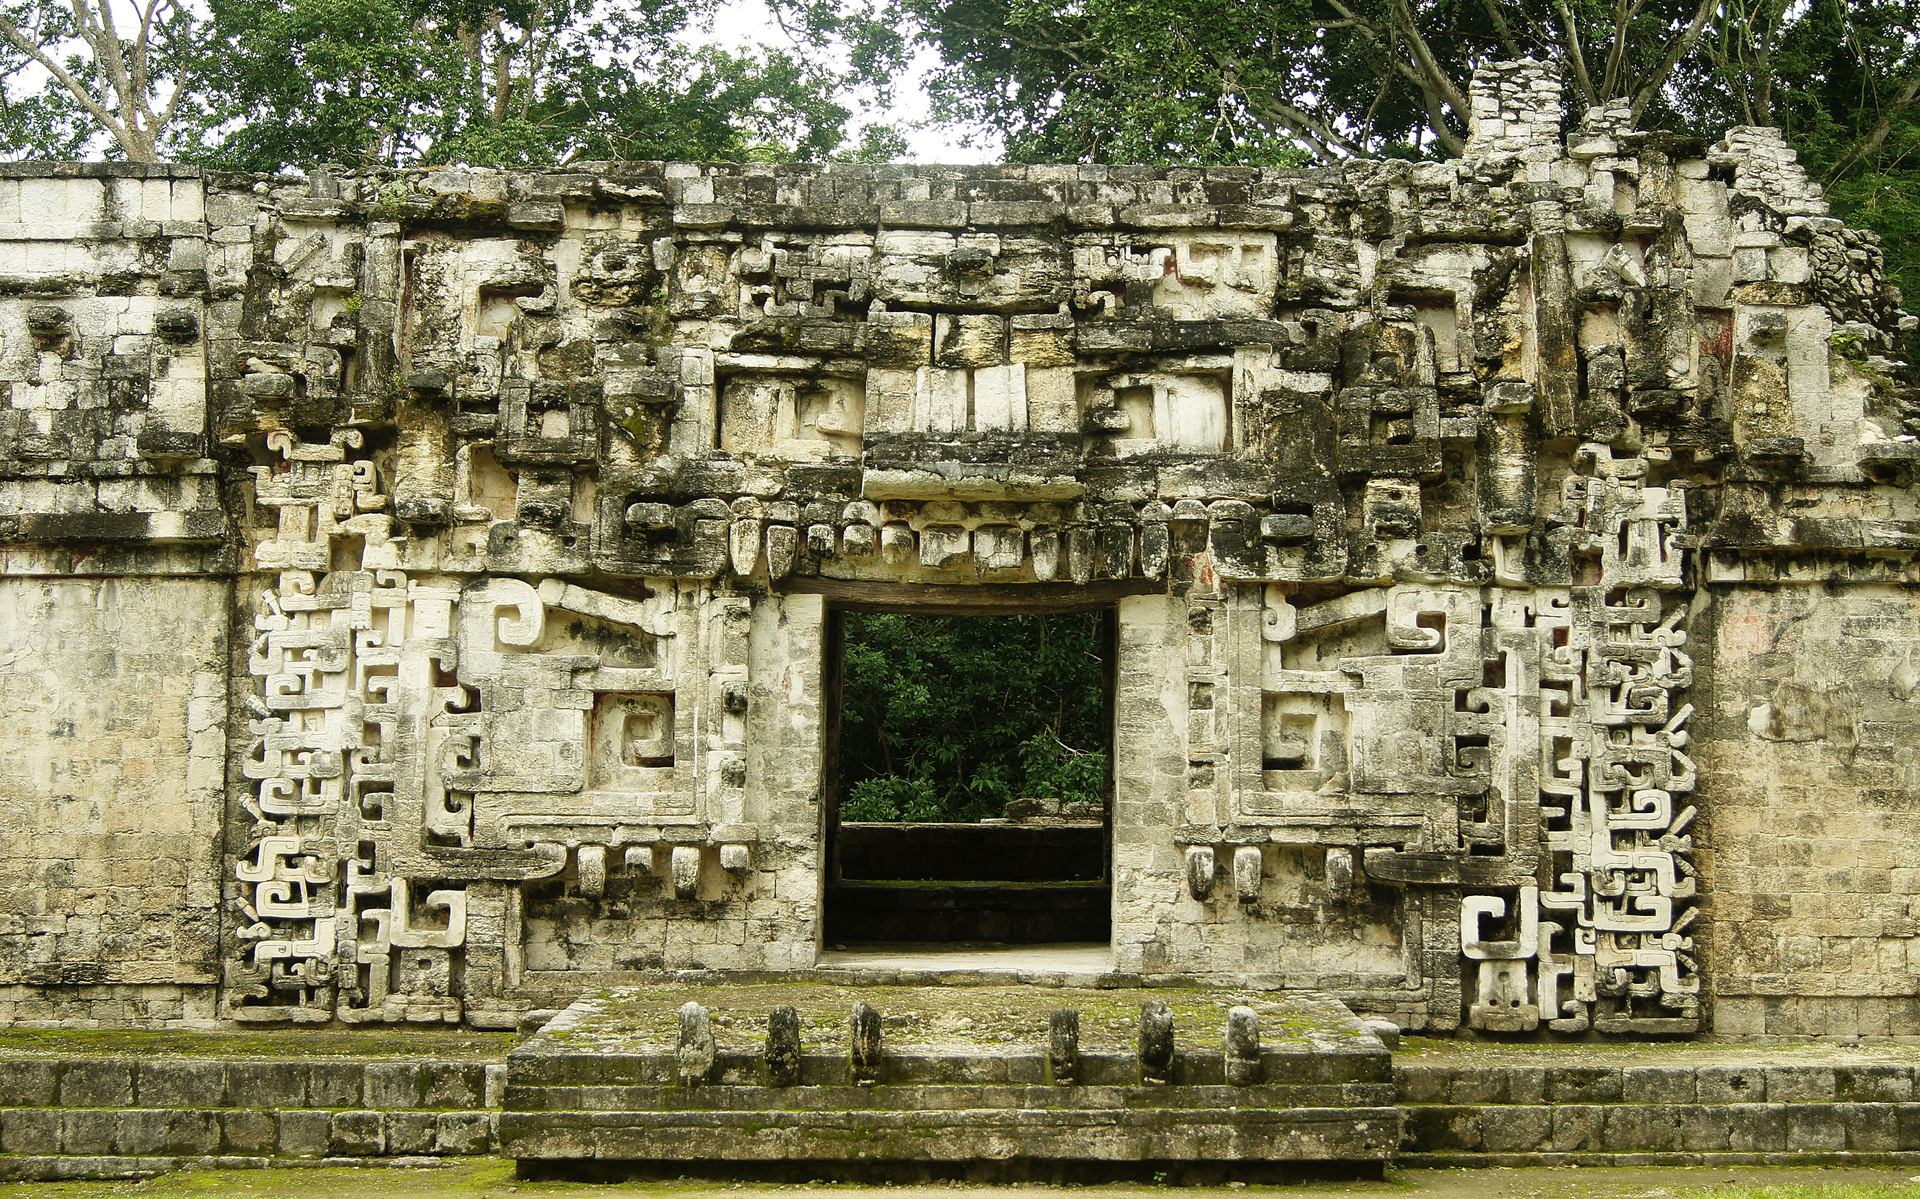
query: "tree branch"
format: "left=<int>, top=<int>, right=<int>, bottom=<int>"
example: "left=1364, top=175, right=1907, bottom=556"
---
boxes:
left=1479, top=0, right=1525, bottom=62
left=1825, top=68, right=1920, bottom=182
left=1627, top=0, right=1719, bottom=124
left=0, top=12, right=139, bottom=156
left=1551, top=0, right=1597, bottom=106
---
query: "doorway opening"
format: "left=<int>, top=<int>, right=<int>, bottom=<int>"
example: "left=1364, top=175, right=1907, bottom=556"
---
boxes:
left=822, top=603, right=1114, bottom=952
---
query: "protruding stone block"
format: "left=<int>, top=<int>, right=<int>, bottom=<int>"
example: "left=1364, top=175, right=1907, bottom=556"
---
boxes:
left=1048, top=1009, right=1080, bottom=1084
left=1225, top=1005, right=1262, bottom=1086
left=676, top=1001, right=715, bottom=1085
left=1139, top=1000, right=1175, bottom=1084
left=670, top=846, right=701, bottom=898
left=576, top=845, right=607, bottom=898
left=1186, top=846, right=1216, bottom=900
left=850, top=1000, right=883, bottom=1083
left=1232, top=845, right=1263, bottom=903
left=766, top=1005, right=802, bottom=1087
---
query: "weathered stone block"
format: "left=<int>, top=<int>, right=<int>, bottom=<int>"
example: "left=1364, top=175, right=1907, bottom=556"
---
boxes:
left=1622, top=1066, right=1697, bottom=1105
left=0, top=1108, right=62, bottom=1154
left=221, top=1109, right=278, bottom=1154
left=0, top=1061, right=59, bottom=1107
left=276, top=1109, right=331, bottom=1157
left=386, top=1111, right=438, bottom=1154
left=307, top=1063, right=364, bottom=1108
left=1478, top=1105, right=1551, bottom=1152
left=1724, top=1103, right=1788, bottom=1152
left=328, top=1110, right=386, bottom=1155
left=58, top=1110, right=121, bottom=1155
left=58, top=1061, right=132, bottom=1108
left=225, top=1062, right=305, bottom=1109
left=1602, top=1104, right=1683, bottom=1152
left=136, top=1061, right=224, bottom=1108
left=1404, top=1106, right=1481, bottom=1151
left=1785, top=1103, right=1848, bottom=1151
left=1544, top=1068, right=1621, bottom=1104
left=1765, top=1066, right=1836, bottom=1102
left=363, top=1064, right=424, bottom=1110
left=1697, top=1066, right=1767, bottom=1104
left=435, top=1111, right=495, bottom=1155
left=1548, top=1105, right=1605, bottom=1152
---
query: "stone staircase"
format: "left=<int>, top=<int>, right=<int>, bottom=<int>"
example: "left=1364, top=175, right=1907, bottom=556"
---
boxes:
left=499, top=984, right=1401, bottom=1181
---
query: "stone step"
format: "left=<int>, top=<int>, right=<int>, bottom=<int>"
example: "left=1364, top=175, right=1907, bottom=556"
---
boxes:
left=0, top=1058, right=499, bottom=1110
left=0, top=1106, right=496, bottom=1158
left=1402, top=1100, right=1920, bottom=1156
left=1396, top=1061, right=1916, bottom=1105
left=0, top=1154, right=473, bottom=1184
left=499, top=1104, right=1404, bottom=1165
left=503, top=1081, right=1398, bottom=1112
left=512, top=1049, right=1386, bottom=1089
left=503, top=985, right=1398, bottom=1173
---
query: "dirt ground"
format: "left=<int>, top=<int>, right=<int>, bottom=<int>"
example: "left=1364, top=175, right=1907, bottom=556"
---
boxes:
left=4, top=1161, right=1920, bottom=1199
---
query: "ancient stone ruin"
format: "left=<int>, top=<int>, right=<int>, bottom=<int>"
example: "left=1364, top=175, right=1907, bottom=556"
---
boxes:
left=3, top=56, right=1918, bottom=1087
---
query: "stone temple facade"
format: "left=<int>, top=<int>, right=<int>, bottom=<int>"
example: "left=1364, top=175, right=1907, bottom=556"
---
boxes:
left=2, top=59, right=1917, bottom=1041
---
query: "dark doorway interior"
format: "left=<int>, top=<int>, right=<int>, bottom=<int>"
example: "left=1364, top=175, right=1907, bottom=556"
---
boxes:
left=823, top=606, right=1114, bottom=946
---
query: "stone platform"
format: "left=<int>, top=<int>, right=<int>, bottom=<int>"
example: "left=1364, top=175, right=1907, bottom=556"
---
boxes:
left=497, top=984, right=1399, bottom=1180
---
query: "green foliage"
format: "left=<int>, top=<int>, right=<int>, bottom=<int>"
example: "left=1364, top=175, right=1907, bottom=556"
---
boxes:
left=1, top=0, right=873, bottom=167
left=1666, top=0, right=1920, bottom=304
left=837, top=612, right=1108, bottom=823
left=813, top=0, right=1780, bottom=166
left=190, top=0, right=855, bottom=169
left=1670, top=1187, right=1920, bottom=1199
left=812, top=0, right=1920, bottom=313
left=0, top=0, right=207, bottom=161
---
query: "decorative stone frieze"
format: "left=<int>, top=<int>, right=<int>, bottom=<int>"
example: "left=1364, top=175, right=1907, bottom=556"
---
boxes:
left=2, top=61, right=1917, bottom=1036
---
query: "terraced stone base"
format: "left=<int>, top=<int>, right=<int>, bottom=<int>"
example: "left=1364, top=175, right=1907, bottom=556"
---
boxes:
left=499, top=985, right=1400, bottom=1179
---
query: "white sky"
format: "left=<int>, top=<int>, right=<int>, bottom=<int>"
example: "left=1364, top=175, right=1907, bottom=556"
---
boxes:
left=699, top=0, right=1003, bottom=163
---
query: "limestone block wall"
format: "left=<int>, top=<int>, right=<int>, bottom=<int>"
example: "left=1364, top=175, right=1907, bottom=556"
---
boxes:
left=1698, top=575, right=1920, bottom=1037
left=1, top=61, right=1917, bottom=1035
left=0, top=574, right=226, bottom=1023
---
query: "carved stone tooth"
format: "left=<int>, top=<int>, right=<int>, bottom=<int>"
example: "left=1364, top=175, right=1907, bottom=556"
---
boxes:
left=1066, top=526, right=1096, bottom=585
left=1030, top=529, right=1061, bottom=581
left=576, top=845, right=607, bottom=899
left=1232, top=846, right=1263, bottom=904
left=1048, top=1009, right=1079, bottom=1085
left=670, top=846, right=701, bottom=899
left=765, top=524, right=797, bottom=577
left=1185, top=846, right=1216, bottom=901
left=1224, top=1006, right=1262, bottom=1086
left=849, top=1000, right=883, bottom=1083
left=766, top=1004, right=802, bottom=1087
left=677, top=1001, right=716, bottom=1085
left=1325, top=847, right=1354, bottom=901
left=1138, top=1000, right=1175, bottom=1084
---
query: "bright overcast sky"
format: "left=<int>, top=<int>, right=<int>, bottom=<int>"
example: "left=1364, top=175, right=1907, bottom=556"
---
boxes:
left=699, top=0, right=1003, bottom=163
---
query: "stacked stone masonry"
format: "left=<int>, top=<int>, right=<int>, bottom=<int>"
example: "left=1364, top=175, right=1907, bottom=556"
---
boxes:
left=1397, top=1057, right=1920, bottom=1164
left=0, top=1055, right=501, bottom=1180
left=2, top=58, right=1918, bottom=1037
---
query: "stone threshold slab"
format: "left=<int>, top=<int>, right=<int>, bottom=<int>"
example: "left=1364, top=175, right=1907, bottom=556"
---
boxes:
left=513, top=984, right=1385, bottom=1060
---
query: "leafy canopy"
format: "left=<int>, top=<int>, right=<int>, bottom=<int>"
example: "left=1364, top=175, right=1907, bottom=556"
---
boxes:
left=838, top=612, right=1108, bottom=823
left=193, top=0, right=860, bottom=169
left=0, top=0, right=898, bottom=166
left=792, top=0, right=1920, bottom=300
